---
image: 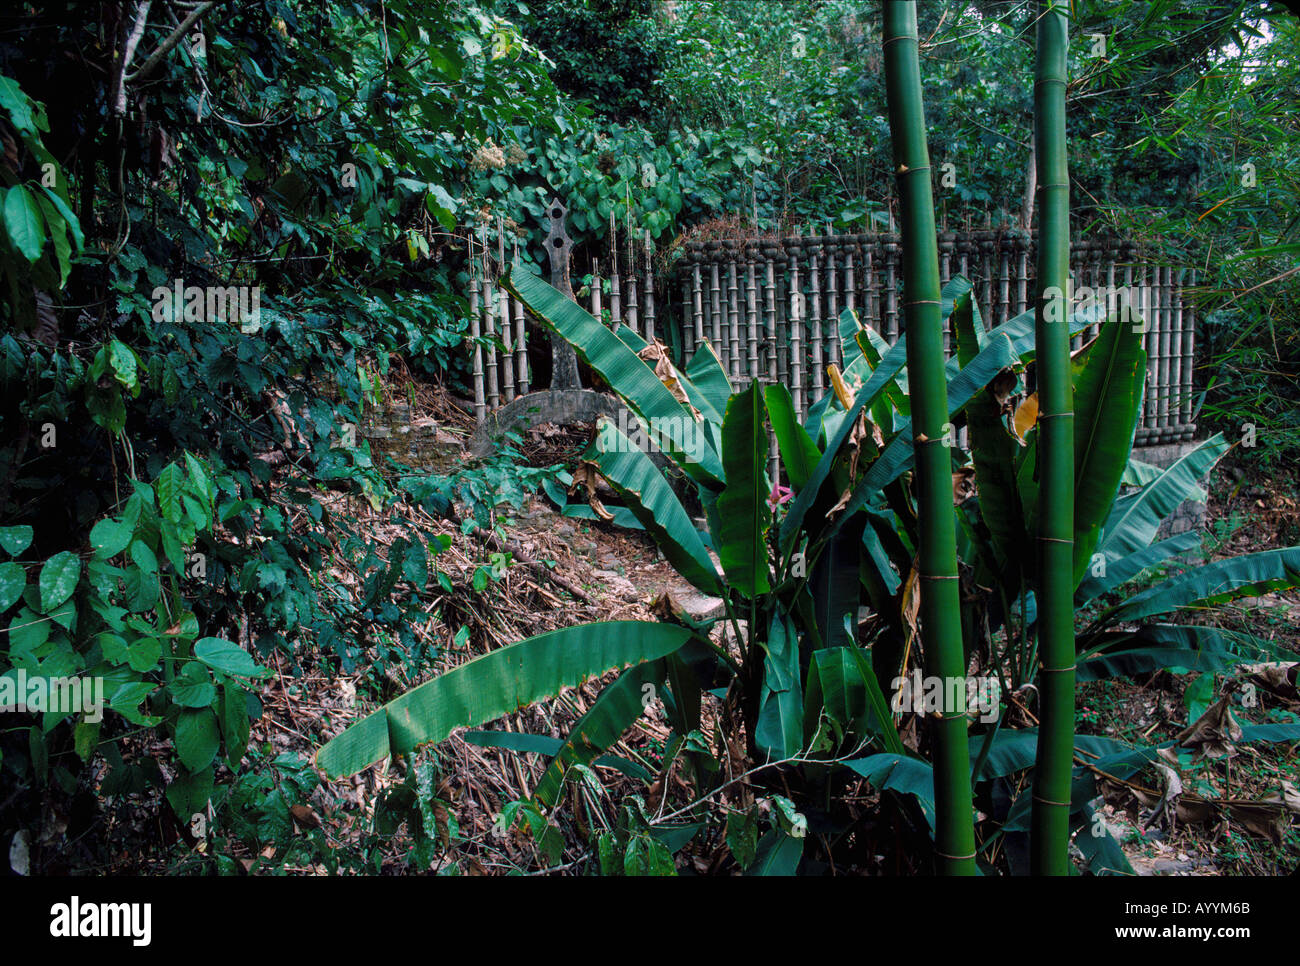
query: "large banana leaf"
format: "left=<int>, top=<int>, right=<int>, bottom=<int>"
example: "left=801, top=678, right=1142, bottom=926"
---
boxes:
left=685, top=340, right=734, bottom=424
left=533, top=660, right=665, bottom=808
left=756, top=611, right=803, bottom=760
left=592, top=418, right=722, bottom=596
left=315, top=621, right=692, bottom=778
left=844, top=754, right=937, bottom=831
left=764, top=384, right=822, bottom=491
left=503, top=266, right=723, bottom=481
left=716, top=381, right=772, bottom=596
left=1071, top=317, right=1146, bottom=583
left=952, top=285, right=1025, bottom=577
left=1074, top=529, right=1200, bottom=604
left=1101, top=546, right=1300, bottom=625
left=804, top=643, right=904, bottom=754
left=964, top=301, right=1105, bottom=372
left=612, top=323, right=725, bottom=425
left=1097, top=433, right=1230, bottom=563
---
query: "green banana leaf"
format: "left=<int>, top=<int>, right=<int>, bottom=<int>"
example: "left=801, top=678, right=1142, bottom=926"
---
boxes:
left=1074, top=529, right=1200, bottom=604
left=315, top=621, right=692, bottom=778
left=592, top=418, right=723, bottom=596
left=779, top=336, right=910, bottom=553
left=1071, top=317, right=1147, bottom=584
left=716, top=381, right=772, bottom=596
left=824, top=331, right=1019, bottom=534
left=613, top=323, right=725, bottom=425
left=756, top=611, right=803, bottom=760
left=1102, top=546, right=1300, bottom=625
left=764, top=383, right=822, bottom=491
left=533, top=660, right=665, bottom=808
left=952, top=285, right=1025, bottom=577
left=503, top=266, right=723, bottom=481
left=1097, top=433, right=1230, bottom=563
left=685, top=340, right=734, bottom=424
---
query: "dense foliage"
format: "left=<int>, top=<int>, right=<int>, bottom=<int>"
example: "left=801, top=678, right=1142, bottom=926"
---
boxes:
left=0, top=0, right=1294, bottom=874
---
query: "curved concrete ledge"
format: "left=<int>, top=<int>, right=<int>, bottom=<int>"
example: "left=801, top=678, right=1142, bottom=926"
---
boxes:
left=467, top=389, right=624, bottom=459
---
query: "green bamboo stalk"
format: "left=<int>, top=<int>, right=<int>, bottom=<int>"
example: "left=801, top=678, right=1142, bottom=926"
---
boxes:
left=1029, top=0, right=1076, bottom=876
left=881, top=0, right=977, bottom=876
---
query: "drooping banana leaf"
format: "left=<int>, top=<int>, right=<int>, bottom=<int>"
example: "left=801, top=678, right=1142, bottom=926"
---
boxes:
left=1074, top=528, right=1200, bottom=604
left=592, top=418, right=722, bottom=596
left=503, top=266, right=723, bottom=481
left=316, top=621, right=693, bottom=778
left=1097, top=433, right=1230, bottom=563
left=533, top=660, right=666, bottom=808
left=1099, top=546, right=1300, bottom=626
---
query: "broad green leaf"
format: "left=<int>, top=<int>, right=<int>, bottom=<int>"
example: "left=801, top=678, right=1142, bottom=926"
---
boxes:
left=1098, top=434, right=1231, bottom=563
left=1072, top=318, right=1146, bottom=583
left=316, top=621, right=692, bottom=778
left=780, top=336, right=910, bottom=551
left=952, top=287, right=1024, bottom=577
left=764, top=383, right=821, bottom=491
left=194, top=637, right=269, bottom=679
left=89, top=518, right=134, bottom=559
left=0, top=562, right=25, bottom=612
left=756, top=612, right=802, bottom=760
left=4, top=185, right=44, bottom=262
left=844, top=753, right=937, bottom=830
left=684, top=341, right=733, bottom=423
left=716, top=381, right=771, bottom=596
left=591, top=419, right=721, bottom=596
left=503, top=266, right=722, bottom=481
left=1075, top=529, right=1201, bottom=604
left=0, top=525, right=33, bottom=556
left=175, top=708, right=220, bottom=771
left=38, top=551, right=80, bottom=612
left=1103, top=547, right=1300, bottom=625
left=747, top=829, right=803, bottom=875
left=533, top=660, right=665, bottom=808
